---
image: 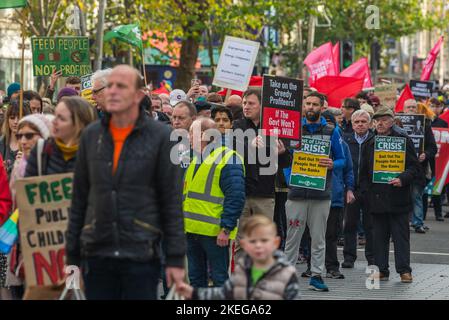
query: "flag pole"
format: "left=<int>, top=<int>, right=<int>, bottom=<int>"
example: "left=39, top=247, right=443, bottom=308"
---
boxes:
left=19, top=6, right=27, bottom=119
left=141, top=47, right=147, bottom=87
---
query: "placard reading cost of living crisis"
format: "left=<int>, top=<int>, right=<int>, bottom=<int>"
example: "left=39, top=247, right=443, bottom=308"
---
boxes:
left=212, top=36, right=260, bottom=92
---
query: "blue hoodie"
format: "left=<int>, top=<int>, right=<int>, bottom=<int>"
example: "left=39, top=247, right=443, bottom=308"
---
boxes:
left=331, top=140, right=355, bottom=208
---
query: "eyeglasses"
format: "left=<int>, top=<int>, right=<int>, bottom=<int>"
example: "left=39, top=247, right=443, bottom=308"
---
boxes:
left=16, top=132, right=38, bottom=140
left=92, top=86, right=105, bottom=95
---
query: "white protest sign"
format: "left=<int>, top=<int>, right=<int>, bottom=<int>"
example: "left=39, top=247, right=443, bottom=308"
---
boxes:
left=213, top=36, right=260, bottom=91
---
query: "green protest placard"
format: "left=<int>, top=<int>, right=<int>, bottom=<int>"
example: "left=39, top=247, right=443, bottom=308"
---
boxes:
left=289, top=137, right=331, bottom=191
left=373, top=136, right=406, bottom=183
left=31, top=37, right=91, bottom=77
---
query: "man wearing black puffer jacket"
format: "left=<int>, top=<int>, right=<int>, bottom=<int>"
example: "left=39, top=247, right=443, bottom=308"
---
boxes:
left=359, top=106, right=421, bottom=284
left=66, top=65, right=186, bottom=300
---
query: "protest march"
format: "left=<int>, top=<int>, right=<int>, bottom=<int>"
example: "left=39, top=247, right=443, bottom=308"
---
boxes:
left=1, top=0, right=449, bottom=306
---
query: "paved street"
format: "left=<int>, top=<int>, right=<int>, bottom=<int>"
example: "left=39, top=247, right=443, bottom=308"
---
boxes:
left=298, top=205, right=449, bottom=299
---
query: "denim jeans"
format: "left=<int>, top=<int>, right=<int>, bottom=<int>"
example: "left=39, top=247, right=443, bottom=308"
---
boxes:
left=186, top=233, right=229, bottom=288
left=411, top=183, right=425, bottom=227
left=82, top=257, right=161, bottom=300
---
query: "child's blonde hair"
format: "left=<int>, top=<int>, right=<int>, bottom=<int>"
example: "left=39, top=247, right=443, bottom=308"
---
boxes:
left=241, top=215, right=277, bottom=237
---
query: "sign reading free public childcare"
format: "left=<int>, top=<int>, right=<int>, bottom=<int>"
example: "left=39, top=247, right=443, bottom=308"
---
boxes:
left=373, top=136, right=406, bottom=183
left=289, top=137, right=331, bottom=191
left=31, top=37, right=91, bottom=77
left=261, top=75, right=303, bottom=141
left=15, top=173, right=73, bottom=287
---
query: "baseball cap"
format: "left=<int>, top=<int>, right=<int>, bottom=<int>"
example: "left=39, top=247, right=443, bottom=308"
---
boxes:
left=169, top=89, right=187, bottom=106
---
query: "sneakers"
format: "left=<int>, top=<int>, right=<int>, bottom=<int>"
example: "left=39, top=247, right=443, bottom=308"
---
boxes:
left=326, top=270, right=345, bottom=279
left=400, top=273, right=413, bottom=283
left=308, top=276, right=329, bottom=292
left=341, top=261, right=354, bottom=268
left=423, top=225, right=430, bottom=230
left=436, top=217, right=444, bottom=222
left=301, top=268, right=312, bottom=278
left=415, top=226, right=426, bottom=234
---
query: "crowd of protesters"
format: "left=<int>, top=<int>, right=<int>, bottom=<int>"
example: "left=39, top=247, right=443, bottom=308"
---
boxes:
left=0, top=65, right=448, bottom=300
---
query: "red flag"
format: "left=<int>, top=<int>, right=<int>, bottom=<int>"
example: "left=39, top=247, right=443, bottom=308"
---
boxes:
left=431, top=128, right=449, bottom=193
left=304, top=42, right=339, bottom=86
left=440, top=109, right=449, bottom=123
left=420, top=36, right=444, bottom=81
left=394, top=84, right=414, bottom=113
left=340, top=57, right=373, bottom=89
left=312, top=75, right=364, bottom=108
left=332, top=42, right=340, bottom=73
left=217, top=76, right=263, bottom=97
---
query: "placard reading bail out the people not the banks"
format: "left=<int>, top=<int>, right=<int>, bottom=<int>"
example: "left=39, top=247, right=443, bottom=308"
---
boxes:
left=31, top=36, right=91, bottom=76
left=290, top=137, right=331, bottom=190
left=15, top=173, right=73, bottom=288
left=373, top=136, right=406, bottom=183
left=261, top=75, right=303, bottom=140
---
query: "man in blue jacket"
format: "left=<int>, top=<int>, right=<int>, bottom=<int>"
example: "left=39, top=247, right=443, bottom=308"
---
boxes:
left=184, top=118, right=245, bottom=288
left=321, top=111, right=355, bottom=279
left=284, top=92, right=346, bottom=292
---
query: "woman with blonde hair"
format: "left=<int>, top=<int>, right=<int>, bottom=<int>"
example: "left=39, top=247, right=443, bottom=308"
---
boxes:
left=25, top=96, right=97, bottom=177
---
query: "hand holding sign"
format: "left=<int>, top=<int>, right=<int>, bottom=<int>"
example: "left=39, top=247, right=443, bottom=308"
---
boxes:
left=388, top=178, right=403, bottom=187
left=318, top=157, right=333, bottom=169
left=49, top=69, right=62, bottom=90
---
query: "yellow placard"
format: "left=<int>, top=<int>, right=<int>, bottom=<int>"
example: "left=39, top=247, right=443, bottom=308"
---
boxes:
left=292, top=151, right=328, bottom=177
left=373, top=151, right=405, bottom=172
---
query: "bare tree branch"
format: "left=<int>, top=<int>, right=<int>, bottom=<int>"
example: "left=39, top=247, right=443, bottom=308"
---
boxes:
left=38, top=0, right=46, bottom=33
left=46, top=2, right=62, bottom=36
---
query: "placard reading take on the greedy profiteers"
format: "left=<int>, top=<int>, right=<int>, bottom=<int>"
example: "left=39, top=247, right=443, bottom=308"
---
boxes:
left=261, top=75, right=303, bottom=141
left=212, top=36, right=260, bottom=92
left=373, top=136, right=406, bottom=183
left=14, top=173, right=73, bottom=288
left=31, top=36, right=91, bottom=77
left=289, top=137, right=331, bottom=191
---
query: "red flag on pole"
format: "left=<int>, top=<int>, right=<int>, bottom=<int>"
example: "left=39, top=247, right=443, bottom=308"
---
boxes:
left=340, top=57, right=373, bottom=90
left=332, top=42, right=340, bottom=73
left=304, top=42, right=339, bottom=86
left=312, top=75, right=364, bottom=108
left=420, top=36, right=444, bottom=81
left=394, top=84, right=414, bottom=113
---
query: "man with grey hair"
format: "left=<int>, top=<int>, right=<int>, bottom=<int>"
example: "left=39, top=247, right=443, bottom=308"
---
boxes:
left=341, top=109, right=375, bottom=269
left=91, top=68, right=112, bottom=113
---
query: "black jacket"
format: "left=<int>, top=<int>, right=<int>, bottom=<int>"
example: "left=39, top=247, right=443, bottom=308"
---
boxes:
left=432, top=117, right=448, bottom=128
left=344, top=130, right=375, bottom=191
left=66, top=109, right=186, bottom=267
left=232, top=117, right=290, bottom=197
left=25, top=138, right=77, bottom=176
left=359, top=129, right=421, bottom=214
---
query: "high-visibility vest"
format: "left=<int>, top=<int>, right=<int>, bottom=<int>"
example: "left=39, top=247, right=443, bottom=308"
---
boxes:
left=183, top=146, right=244, bottom=240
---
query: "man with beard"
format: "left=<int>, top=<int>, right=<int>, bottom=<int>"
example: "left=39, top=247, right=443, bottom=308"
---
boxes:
left=284, top=91, right=346, bottom=292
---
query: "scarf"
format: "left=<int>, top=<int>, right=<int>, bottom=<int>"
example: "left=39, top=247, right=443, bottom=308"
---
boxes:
left=55, top=139, right=78, bottom=162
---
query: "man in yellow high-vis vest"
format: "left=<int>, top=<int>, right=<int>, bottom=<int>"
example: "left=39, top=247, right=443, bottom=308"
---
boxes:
left=184, top=117, right=245, bottom=288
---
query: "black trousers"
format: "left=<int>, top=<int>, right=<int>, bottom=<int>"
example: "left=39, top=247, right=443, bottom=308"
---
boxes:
left=422, top=194, right=442, bottom=219
left=372, top=212, right=412, bottom=276
left=343, top=194, right=374, bottom=265
left=325, top=207, right=343, bottom=272
left=274, top=192, right=288, bottom=250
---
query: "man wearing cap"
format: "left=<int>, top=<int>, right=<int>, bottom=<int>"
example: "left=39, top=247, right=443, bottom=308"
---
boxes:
left=195, top=100, right=212, bottom=118
left=359, top=106, right=420, bottom=283
left=170, top=89, right=187, bottom=107
left=341, top=98, right=360, bottom=134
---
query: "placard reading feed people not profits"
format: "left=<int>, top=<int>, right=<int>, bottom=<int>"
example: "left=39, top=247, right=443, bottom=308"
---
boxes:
left=290, top=137, right=331, bottom=191
left=373, top=136, right=406, bottom=183
left=212, top=36, right=260, bottom=91
left=261, top=75, right=303, bottom=141
left=31, top=37, right=91, bottom=77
